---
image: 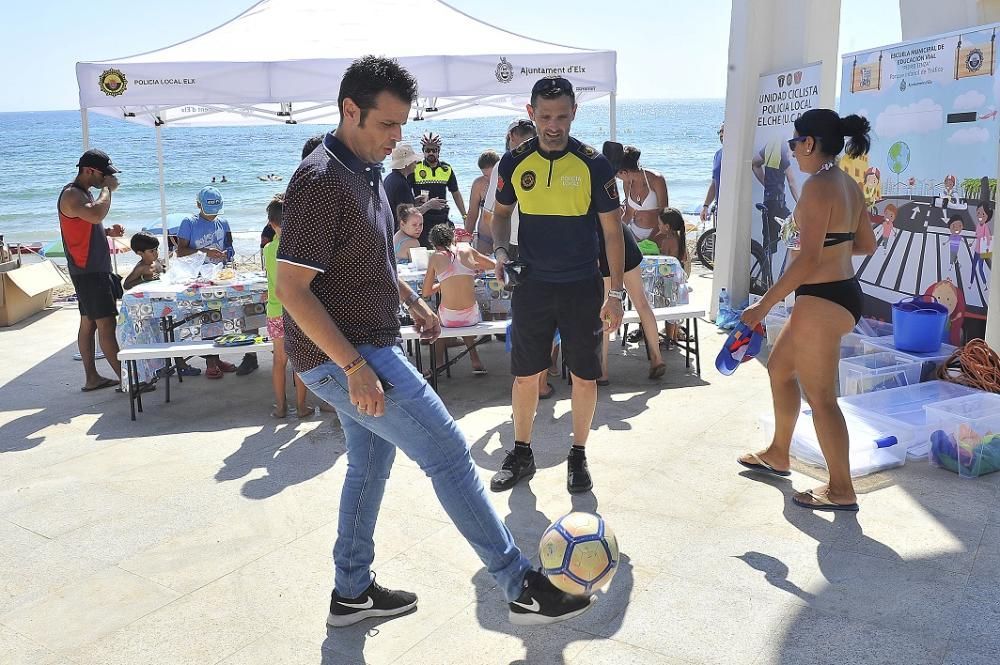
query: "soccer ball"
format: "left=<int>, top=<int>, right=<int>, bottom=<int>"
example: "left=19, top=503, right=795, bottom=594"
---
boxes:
left=538, top=512, right=619, bottom=595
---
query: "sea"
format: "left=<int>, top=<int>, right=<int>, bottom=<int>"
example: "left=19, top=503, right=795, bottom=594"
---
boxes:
left=0, top=99, right=724, bottom=255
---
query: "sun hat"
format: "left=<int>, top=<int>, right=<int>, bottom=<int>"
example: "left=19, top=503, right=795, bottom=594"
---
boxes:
left=198, top=186, right=224, bottom=215
left=389, top=143, right=422, bottom=170
left=715, top=322, right=765, bottom=376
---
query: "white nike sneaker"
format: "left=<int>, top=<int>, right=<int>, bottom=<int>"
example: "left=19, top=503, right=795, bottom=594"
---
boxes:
left=73, top=350, right=105, bottom=361
left=508, top=569, right=596, bottom=626
left=327, top=578, right=417, bottom=627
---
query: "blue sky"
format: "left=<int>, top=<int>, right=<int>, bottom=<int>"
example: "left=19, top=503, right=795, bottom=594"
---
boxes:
left=0, top=0, right=901, bottom=112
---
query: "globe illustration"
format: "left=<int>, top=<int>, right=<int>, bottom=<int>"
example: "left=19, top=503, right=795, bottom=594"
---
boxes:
left=888, top=141, right=910, bottom=175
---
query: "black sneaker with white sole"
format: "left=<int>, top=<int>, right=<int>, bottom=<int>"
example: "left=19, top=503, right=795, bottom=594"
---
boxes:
left=490, top=449, right=536, bottom=492
left=508, top=569, right=596, bottom=626
left=327, top=579, right=417, bottom=627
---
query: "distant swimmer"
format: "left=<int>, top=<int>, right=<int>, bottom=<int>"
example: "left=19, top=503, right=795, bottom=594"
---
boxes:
left=259, top=173, right=283, bottom=182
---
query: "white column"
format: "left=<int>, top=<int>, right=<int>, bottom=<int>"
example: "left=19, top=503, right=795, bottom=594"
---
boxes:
left=81, top=108, right=89, bottom=150
left=156, top=123, right=169, bottom=268
left=711, top=0, right=842, bottom=317
left=609, top=92, right=617, bottom=142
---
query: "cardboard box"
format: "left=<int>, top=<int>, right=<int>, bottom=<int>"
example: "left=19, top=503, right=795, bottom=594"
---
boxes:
left=0, top=260, right=66, bottom=326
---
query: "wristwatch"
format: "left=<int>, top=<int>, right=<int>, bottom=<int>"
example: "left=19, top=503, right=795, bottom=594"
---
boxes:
left=608, top=289, right=625, bottom=301
left=403, top=292, right=422, bottom=309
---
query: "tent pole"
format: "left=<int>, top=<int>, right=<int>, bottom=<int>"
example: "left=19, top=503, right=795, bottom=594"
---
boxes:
left=609, top=92, right=617, bottom=142
left=81, top=108, right=90, bottom=150
left=156, top=123, right=169, bottom=268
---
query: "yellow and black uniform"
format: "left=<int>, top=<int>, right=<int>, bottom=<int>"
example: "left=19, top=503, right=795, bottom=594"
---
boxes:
left=408, top=160, right=458, bottom=243
left=494, top=136, right=620, bottom=379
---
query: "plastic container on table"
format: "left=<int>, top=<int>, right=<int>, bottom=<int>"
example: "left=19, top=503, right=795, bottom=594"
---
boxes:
left=760, top=406, right=914, bottom=477
left=924, top=393, right=1000, bottom=478
left=861, top=337, right=957, bottom=370
left=838, top=351, right=926, bottom=396
left=839, top=381, right=981, bottom=458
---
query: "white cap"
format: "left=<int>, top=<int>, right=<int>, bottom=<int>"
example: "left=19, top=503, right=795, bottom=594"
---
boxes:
left=389, top=143, right=422, bottom=170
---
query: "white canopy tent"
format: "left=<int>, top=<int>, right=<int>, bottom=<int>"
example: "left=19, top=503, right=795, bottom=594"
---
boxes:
left=75, top=0, right=617, bottom=257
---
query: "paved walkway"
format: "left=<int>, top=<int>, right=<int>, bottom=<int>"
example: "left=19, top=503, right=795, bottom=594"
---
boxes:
left=1, top=269, right=997, bottom=664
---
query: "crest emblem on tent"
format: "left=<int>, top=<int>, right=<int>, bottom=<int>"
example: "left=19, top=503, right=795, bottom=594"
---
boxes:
left=99, top=69, right=127, bottom=97
left=793, top=70, right=802, bottom=84
left=966, top=48, right=985, bottom=73
left=496, top=57, right=514, bottom=84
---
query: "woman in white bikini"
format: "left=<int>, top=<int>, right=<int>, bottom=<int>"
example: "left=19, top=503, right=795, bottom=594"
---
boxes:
left=422, top=223, right=496, bottom=375
left=615, top=145, right=669, bottom=240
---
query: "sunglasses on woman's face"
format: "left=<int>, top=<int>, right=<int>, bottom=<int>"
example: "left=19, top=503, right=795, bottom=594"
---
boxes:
left=787, top=136, right=809, bottom=151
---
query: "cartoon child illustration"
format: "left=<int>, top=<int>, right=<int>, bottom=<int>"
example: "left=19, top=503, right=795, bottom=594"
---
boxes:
left=925, top=279, right=966, bottom=346
left=942, top=174, right=958, bottom=204
left=971, top=202, right=993, bottom=289
left=863, top=167, right=881, bottom=214
left=879, top=204, right=898, bottom=252
left=942, top=215, right=964, bottom=273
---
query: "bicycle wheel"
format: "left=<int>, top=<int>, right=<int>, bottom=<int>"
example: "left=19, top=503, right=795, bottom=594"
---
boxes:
left=749, top=241, right=769, bottom=295
left=696, top=228, right=716, bottom=270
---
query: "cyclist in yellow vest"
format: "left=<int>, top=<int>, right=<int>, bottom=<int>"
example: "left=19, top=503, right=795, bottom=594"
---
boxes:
left=409, top=132, right=467, bottom=246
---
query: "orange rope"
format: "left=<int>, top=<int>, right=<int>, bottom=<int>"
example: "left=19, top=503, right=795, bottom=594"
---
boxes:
left=937, top=339, right=1000, bottom=393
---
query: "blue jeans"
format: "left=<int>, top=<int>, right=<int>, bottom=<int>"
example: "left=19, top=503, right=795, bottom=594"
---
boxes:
left=299, top=344, right=531, bottom=601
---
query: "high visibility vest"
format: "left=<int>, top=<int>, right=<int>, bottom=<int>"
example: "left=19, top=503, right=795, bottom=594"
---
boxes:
left=413, top=162, right=453, bottom=186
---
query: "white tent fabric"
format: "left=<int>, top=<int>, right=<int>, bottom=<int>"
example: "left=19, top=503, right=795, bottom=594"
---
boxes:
left=76, top=0, right=617, bottom=127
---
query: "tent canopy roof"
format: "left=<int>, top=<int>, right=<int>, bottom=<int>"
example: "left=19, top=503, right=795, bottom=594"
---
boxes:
left=76, top=0, right=616, bottom=126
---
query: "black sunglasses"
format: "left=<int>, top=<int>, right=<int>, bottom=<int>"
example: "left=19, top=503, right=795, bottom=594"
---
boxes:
left=531, top=76, right=574, bottom=98
left=423, top=147, right=440, bottom=152
left=787, top=136, right=809, bottom=151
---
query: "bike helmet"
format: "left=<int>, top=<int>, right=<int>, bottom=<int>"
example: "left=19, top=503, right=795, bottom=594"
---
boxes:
left=421, top=132, right=442, bottom=147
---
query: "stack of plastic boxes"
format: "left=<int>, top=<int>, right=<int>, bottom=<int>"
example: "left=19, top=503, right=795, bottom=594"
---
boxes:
left=925, top=393, right=1000, bottom=478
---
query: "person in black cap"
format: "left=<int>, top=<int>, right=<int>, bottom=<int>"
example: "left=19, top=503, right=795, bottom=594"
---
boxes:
left=59, top=149, right=128, bottom=392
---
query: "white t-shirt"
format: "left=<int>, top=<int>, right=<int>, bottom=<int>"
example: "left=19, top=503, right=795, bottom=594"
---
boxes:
left=483, top=165, right=519, bottom=245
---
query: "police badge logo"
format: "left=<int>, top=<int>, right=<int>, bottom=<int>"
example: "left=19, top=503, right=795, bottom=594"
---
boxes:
left=99, top=69, right=127, bottom=97
left=793, top=70, right=802, bottom=85
left=967, top=48, right=985, bottom=73
left=496, top=57, right=514, bottom=84
left=521, top=171, right=537, bottom=191
left=777, top=74, right=786, bottom=87
left=579, top=143, right=597, bottom=158
left=604, top=179, right=619, bottom=200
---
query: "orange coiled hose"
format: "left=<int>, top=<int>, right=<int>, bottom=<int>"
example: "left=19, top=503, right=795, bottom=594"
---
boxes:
left=937, top=339, right=1000, bottom=394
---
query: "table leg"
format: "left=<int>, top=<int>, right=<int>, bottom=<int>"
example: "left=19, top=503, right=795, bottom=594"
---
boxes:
left=684, top=318, right=691, bottom=370
left=127, top=360, right=136, bottom=421
left=693, top=317, right=701, bottom=376
left=429, top=342, right=439, bottom=391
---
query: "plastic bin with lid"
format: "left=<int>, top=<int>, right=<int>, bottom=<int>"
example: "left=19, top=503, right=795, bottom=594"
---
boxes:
left=861, top=337, right=957, bottom=364
left=924, top=393, right=1000, bottom=478
left=839, top=381, right=981, bottom=458
left=760, top=406, right=913, bottom=477
left=838, top=351, right=926, bottom=396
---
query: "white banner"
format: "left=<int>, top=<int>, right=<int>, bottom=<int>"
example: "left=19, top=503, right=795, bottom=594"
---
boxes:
left=749, top=63, right=823, bottom=294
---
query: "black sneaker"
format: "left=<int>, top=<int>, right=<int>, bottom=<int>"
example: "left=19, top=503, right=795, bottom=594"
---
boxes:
left=327, top=579, right=417, bottom=627
left=235, top=353, right=258, bottom=376
left=490, top=449, right=536, bottom=492
left=509, top=569, right=596, bottom=626
left=567, top=453, right=593, bottom=494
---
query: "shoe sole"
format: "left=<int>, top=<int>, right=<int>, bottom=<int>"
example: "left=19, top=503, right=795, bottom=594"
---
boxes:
left=490, top=468, right=535, bottom=492
left=567, top=481, right=593, bottom=494
left=326, top=600, right=418, bottom=627
left=508, top=595, right=596, bottom=626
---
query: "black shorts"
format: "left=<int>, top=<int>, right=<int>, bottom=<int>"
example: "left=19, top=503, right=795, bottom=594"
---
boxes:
left=70, top=272, right=119, bottom=320
left=510, top=275, right=603, bottom=380
left=598, top=225, right=643, bottom=277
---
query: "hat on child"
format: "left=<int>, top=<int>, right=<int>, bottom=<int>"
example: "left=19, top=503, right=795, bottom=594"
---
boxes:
left=197, top=186, right=224, bottom=215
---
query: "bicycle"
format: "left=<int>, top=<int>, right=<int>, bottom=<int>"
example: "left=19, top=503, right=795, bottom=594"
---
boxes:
left=695, top=204, right=770, bottom=295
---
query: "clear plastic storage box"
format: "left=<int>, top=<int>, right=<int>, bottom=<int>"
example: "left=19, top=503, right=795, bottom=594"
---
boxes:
left=924, top=393, right=1000, bottom=478
left=838, top=352, right=926, bottom=396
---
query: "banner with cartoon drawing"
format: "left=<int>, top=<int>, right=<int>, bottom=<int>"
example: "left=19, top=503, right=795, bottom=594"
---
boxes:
left=749, top=63, right=823, bottom=295
left=841, top=24, right=997, bottom=344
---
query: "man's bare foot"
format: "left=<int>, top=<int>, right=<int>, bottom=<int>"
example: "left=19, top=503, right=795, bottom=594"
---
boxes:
left=295, top=403, right=316, bottom=418
left=271, top=403, right=287, bottom=418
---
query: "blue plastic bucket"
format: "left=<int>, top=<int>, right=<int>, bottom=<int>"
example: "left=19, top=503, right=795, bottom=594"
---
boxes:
left=891, top=296, right=948, bottom=353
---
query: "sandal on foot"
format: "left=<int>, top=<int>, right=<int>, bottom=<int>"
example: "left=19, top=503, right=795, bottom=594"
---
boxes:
left=737, top=452, right=791, bottom=477
left=81, top=377, right=118, bottom=392
left=473, top=368, right=488, bottom=376
left=648, top=363, right=666, bottom=380
left=792, top=490, right=859, bottom=512
left=539, top=383, right=556, bottom=400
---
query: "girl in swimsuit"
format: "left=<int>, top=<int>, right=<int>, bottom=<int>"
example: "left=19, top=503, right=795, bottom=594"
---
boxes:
left=422, top=223, right=496, bottom=375
left=393, top=204, right=424, bottom=262
left=602, top=144, right=668, bottom=240
left=738, top=109, right=878, bottom=513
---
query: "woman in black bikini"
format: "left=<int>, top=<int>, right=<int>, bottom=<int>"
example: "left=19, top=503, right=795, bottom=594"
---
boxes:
left=738, top=109, right=877, bottom=512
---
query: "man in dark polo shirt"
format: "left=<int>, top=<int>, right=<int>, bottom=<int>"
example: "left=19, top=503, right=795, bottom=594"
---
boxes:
left=58, top=149, right=126, bottom=392
left=277, top=56, right=593, bottom=628
left=489, top=76, right=626, bottom=495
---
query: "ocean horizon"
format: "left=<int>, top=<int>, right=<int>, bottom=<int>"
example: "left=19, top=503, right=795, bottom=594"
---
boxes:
left=0, top=99, right=724, bottom=246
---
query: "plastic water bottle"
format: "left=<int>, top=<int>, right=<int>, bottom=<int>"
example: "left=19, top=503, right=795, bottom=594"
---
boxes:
left=719, top=287, right=731, bottom=312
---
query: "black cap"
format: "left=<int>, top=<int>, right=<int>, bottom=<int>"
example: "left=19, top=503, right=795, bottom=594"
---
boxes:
left=76, top=149, right=120, bottom=176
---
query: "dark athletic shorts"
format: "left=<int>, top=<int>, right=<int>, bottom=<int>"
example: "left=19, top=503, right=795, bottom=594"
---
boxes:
left=510, top=275, right=603, bottom=380
left=70, top=272, right=119, bottom=320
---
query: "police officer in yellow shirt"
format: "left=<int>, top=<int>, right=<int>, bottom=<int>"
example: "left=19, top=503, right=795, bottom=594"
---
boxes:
left=409, top=132, right=467, bottom=246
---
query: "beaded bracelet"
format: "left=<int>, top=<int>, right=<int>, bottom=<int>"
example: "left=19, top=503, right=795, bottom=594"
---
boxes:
left=343, top=356, right=367, bottom=376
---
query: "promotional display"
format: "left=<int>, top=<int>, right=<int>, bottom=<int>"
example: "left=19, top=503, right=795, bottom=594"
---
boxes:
left=840, top=25, right=997, bottom=343
left=749, top=63, right=824, bottom=293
